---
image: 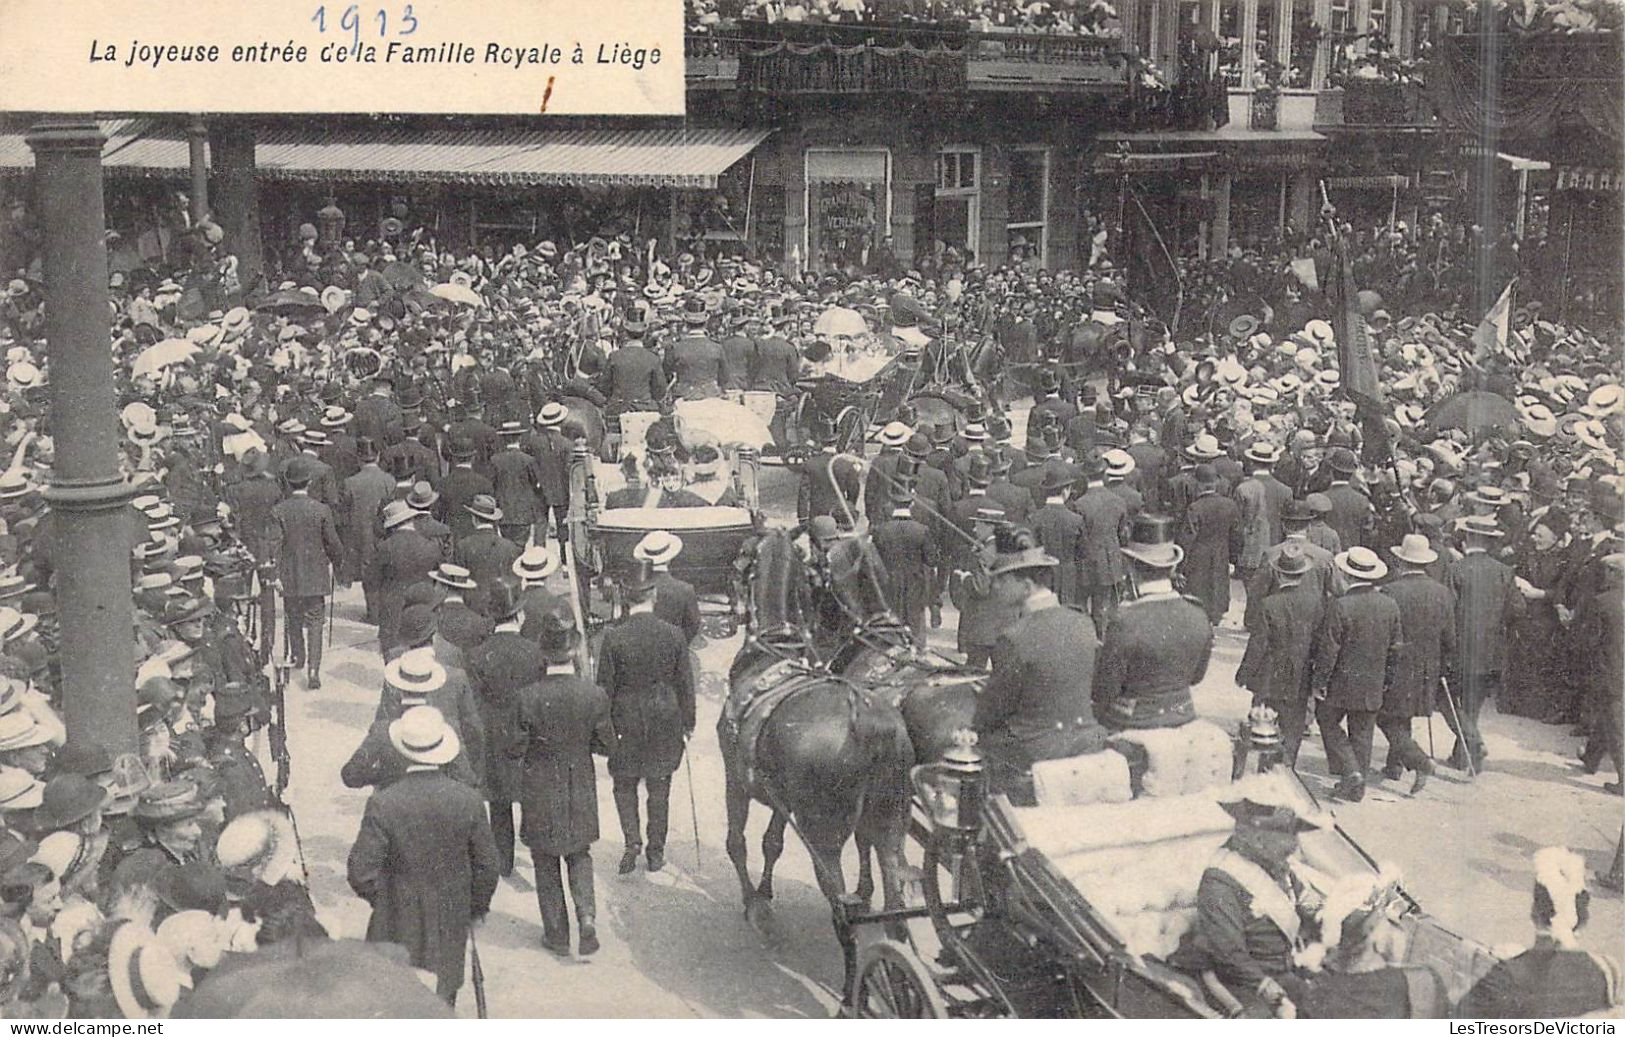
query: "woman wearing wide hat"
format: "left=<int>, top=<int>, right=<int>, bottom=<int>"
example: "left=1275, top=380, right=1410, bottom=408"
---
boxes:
left=1093, top=514, right=1213, bottom=731
left=516, top=611, right=615, bottom=957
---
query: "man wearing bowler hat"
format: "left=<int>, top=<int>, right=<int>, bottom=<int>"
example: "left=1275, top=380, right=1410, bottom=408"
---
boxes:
left=1094, top=514, right=1212, bottom=730
left=1029, top=465, right=1086, bottom=607
left=372, top=500, right=445, bottom=660
left=1236, top=541, right=1326, bottom=766
left=1311, top=547, right=1403, bottom=801
left=267, top=456, right=344, bottom=690
left=972, top=526, right=1106, bottom=803
left=1321, top=447, right=1373, bottom=550
left=1380, top=534, right=1453, bottom=794
left=454, top=494, right=522, bottom=618
left=516, top=611, right=615, bottom=957
left=1179, top=464, right=1242, bottom=625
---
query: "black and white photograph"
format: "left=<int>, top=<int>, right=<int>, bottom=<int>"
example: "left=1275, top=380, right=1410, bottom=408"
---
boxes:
left=0, top=0, right=1620, bottom=1020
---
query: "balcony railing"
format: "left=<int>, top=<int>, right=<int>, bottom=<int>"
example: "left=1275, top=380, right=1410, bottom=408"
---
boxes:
left=1314, top=80, right=1436, bottom=127
left=684, top=23, right=1127, bottom=93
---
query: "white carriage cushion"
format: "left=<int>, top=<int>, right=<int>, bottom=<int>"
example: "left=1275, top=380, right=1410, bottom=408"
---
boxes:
left=1032, top=749, right=1133, bottom=808
left=1107, top=720, right=1235, bottom=798
left=617, top=411, right=662, bottom=465
left=595, top=506, right=753, bottom=531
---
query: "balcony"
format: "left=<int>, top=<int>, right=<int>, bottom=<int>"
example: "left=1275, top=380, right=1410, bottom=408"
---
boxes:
left=1432, top=32, right=1621, bottom=152
left=683, top=22, right=1128, bottom=94
left=1313, top=80, right=1436, bottom=129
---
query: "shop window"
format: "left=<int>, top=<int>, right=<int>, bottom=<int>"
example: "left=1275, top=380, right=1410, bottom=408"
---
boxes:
left=935, top=146, right=981, bottom=266
left=1006, top=149, right=1049, bottom=269
left=806, top=148, right=891, bottom=274
left=1369, top=0, right=1389, bottom=38
left=1217, top=0, right=1243, bottom=85
left=1286, top=0, right=1316, bottom=86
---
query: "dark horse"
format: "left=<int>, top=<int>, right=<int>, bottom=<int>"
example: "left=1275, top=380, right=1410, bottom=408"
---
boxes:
left=717, top=529, right=917, bottom=935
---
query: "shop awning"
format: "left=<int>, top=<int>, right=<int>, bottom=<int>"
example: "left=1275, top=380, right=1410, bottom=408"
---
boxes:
left=1325, top=174, right=1411, bottom=188
left=0, top=122, right=773, bottom=189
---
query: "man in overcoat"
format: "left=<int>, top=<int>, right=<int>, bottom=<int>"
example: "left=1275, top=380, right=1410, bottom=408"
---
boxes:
left=1321, top=448, right=1373, bottom=550
left=1444, top=516, right=1522, bottom=773
left=527, top=403, right=574, bottom=544
left=268, top=456, right=344, bottom=689
left=596, top=569, right=694, bottom=874
left=1029, top=467, right=1086, bottom=607
left=517, top=612, right=614, bottom=957
left=636, top=531, right=701, bottom=645
left=1179, top=465, right=1241, bottom=624
left=372, top=501, right=444, bottom=659
left=1379, top=534, right=1454, bottom=793
left=1233, top=442, right=1291, bottom=588
left=438, top=438, right=494, bottom=542
left=454, top=494, right=522, bottom=617
left=489, top=421, right=543, bottom=546
left=1237, top=542, right=1325, bottom=766
left=347, top=706, right=499, bottom=1005
left=1311, top=548, right=1403, bottom=801
left=338, top=437, right=395, bottom=623
left=463, top=578, right=543, bottom=876
left=873, top=486, right=940, bottom=646
left=1071, top=452, right=1130, bottom=629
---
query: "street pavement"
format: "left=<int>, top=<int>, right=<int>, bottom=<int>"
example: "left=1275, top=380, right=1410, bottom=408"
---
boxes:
left=280, top=460, right=1625, bottom=1018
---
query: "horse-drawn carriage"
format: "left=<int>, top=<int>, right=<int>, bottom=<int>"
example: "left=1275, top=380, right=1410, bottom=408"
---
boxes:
left=790, top=345, right=994, bottom=457
left=566, top=440, right=762, bottom=634
left=840, top=735, right=1500, bottom=1019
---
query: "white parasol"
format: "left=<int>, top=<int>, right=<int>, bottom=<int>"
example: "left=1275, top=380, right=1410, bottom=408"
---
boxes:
left=429, top=282, right=484, bottom=308
left=814, top=306, right=868, bottom=338
left=131, top=338, right=201, bottom=380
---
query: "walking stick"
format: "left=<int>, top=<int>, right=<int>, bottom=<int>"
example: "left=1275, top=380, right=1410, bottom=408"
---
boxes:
left=684, top=744, right=702, bottom=869
left=1438, top=678, right=1477, bottom=778
left=469, top=928, right=489, bottom=1019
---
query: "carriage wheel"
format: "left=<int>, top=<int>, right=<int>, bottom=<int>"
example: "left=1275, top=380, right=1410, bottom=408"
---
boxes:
left=835, top=404, right=870, bottom=457
left=852, top=940, right=947, bottom=1019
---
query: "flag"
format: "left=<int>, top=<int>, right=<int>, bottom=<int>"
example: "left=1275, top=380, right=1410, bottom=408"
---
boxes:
left=1327, top=232, right=1385, bottom=413
left=1289, top=257, right=1319, bottom=292
left=1472, top=283, right=1512, bottom=361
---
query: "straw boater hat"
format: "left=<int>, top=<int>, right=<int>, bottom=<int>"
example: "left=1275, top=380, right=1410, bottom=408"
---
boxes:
left=1244, top=441, right=1281, bottom=465
left=512, top=545, right=560, bottom=583
left=1391, top=533, right=1438, bottom=567
left=388, top=706, right=460, bottom=766
left=536, top=402, right=567, bottom=429
left=428, top=563, right=476, bottom=591
left=878, top=422, right=912, bottom=449
left=109, top=921, right=192, bottom=1019
left=633, top=531, right=683, bottom=568
left=1334, top=546, right=1388, bottom=583
left=1457, top=515, right=1504, bottom=540
left=0, top=766, right=45, bottom=811
left=384, top=647, right=447, bottom=696
left=1581, top=384, right=1624, bottom=418
left=1103, top=449, right=1136, bottom=478
left=215, top=808, right=302, bottom=887
left=464, top=494, right=502, bottom=524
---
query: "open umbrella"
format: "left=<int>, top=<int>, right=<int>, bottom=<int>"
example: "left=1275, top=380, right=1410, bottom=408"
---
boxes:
left=171, top=939, right=452, bottom=1019
left=132, top=339, right=201, bottom=381
left=254, top=289, right=326, bottom=317
left=429, top=282, right=484, bottom=308
left=814, top=306, right=868, bottom=338
left=1426, top=390, right=1519, bottom=437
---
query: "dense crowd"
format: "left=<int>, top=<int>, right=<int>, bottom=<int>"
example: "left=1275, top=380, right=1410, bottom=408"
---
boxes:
left=0, top=179, right=1618, bottom=1016
left=685, top=0, right=1121, bottom=34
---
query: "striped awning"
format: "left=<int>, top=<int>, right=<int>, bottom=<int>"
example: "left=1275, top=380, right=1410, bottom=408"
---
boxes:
left=0, top=123, right=772, bottom=189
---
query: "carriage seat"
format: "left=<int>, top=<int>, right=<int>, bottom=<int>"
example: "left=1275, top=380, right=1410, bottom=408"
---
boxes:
left=1029, top=719, right=1235, bottom=809
left=1008, top=790, right=1236, bottom=961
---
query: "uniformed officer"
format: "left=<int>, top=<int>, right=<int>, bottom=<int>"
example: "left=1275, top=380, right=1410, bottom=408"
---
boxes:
left=1092, top=514, right=1213, bottom=731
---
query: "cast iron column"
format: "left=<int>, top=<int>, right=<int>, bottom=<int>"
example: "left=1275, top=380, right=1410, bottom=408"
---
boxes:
left=187, top=116, right=210, bottom=227
left=25, top=119, right=137, bottom=754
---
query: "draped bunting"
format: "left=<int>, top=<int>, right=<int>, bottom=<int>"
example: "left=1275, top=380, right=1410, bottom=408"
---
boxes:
left=737, top=36, right=967, bottom=92
left=1432, top=34, right=1624, bottom=148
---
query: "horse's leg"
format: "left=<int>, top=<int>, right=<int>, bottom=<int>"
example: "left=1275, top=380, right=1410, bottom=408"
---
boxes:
left=723, top=766, right=758, bottom=911
left=853, top=830, right=875, bottom=905
left=857, top=795, right=914, bottom=941
left=756, top=809, right=789, bottom=900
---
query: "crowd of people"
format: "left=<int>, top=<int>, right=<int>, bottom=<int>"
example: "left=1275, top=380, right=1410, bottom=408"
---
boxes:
left=0, top=175, right=1618, bottom=1016
left=686, top=0, right=1121, bottom=35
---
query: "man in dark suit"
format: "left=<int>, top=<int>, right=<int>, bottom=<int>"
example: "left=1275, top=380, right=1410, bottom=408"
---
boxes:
left=1312, top=547, right=1403, bottom=801
left=750, top=313, right=803, bottom=455
left=527, top=403, right=574, bottom=544
left=666, top=298, right=730, bottom=400
left=1071, top=452, right=1130, bottom=629
left=718, top=312, right=756, bottom=395
left=443, top=398, right=500, bottom=473
left=873, top=486, right=940, bottom=647
left=226, top=448, right=284, bottom=660
left=1030, top=369, right=1076, bottom=431
left=380, top=412, right=441, bottom=489
left=986, top=451, right=1033, bottom=528
left=600, top=325, right=666, bottom=413
left=596, top=569, right=694, bottom=874
left=283, top=429, right=339, bottom=505
left=345, top=642, right=483, bottom=790
left=1179, top=465, right=1242, bottom=624
left=1094, top=515, right=1213, bottom=730
left=865, top=423, right=911, bottom=528
left=796, top=416, right=852, bottom=524
left=972, top=527, right=1107, bottom=803
left=463, top=579, right=544, bottom=876
left=903, top=434, right=954, bottom=626
left=268, top=457, right=344, bottom=689
left=353, top=374, right=406, bottom=449
left=339, top=438, right=396, bottom=624
left=426, top=563, right=494, bottom=673
left=517, top=612, right=615, bottom=957
left=1102, top=448, right=1144, bottom=519
left=455, top=494, right=523, bottom=619
left=1444, top=516, right=1522, bottom=774
left=635, top=531, right=701, bottom=645
left=347, top=705, right=499, bottom=1005
left=1321, top=448, right=1373, bottom=550
left=1380, top=534, right=1454, bottom=794
left=1030, top=467, right=1086, bottom=606
left=489, top=422, right=542, bottom=546
left=1233, top=442, right=1292, bottom=588
left=373, top=500, right=446, bottom=659
left=1124, top=426, right=1166, bottom=512
left=318, top=406, right=362, bottom=483
left=1237, top=542, right=1325, bottom=766
left=438, top=438, right=494, bottom=542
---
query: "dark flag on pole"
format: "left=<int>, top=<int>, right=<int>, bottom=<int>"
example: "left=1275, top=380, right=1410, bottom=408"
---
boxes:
left=1326, top=226, right=1392, bottom=464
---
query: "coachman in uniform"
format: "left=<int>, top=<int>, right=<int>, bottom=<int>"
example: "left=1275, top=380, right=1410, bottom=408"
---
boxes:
left=1093, top=515, right=1212, bottom=730
left=516, top=612, right=615, bottom=957
left=971, top=526, right=1106, bottom=804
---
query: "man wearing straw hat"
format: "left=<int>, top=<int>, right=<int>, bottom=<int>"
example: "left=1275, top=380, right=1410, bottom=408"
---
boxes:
left=635, top=531, right=701, bottom=646
left=1379, top=534, right=1453, bottom=795
left=347, top=705, right=499, bottom=1005
left=1443, top=515, right=1522, bottom=775
left=1311, top=547, right=1403, bottom=802
left=516, top=611, right=614, bottom=957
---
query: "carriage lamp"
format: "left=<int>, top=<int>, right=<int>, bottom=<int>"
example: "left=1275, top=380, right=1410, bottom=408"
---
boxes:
left=913, top=729, right=986, bottom=833
left=1235, top=704, right=1284, bottom=779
